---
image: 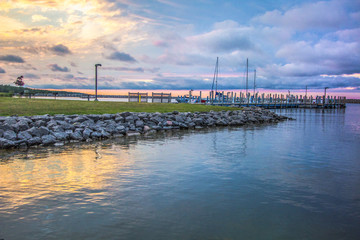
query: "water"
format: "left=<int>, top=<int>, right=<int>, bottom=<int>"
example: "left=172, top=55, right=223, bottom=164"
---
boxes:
left=1, top=104, right=360, bottom=239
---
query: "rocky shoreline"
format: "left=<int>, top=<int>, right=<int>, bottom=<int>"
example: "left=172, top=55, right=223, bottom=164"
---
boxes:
left=0, top=107, right=291, bottom=149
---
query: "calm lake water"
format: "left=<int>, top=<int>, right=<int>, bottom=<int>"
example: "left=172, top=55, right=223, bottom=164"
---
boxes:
left=1, top=104, right=360, bottom=239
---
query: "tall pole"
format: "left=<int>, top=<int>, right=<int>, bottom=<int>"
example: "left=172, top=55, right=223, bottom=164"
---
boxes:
left=95, top=63, right=102, bottom=101
left=253, top=69, right=256, bottom=95
left=305, top=85, right=308, bottom=98
left=246, top=58, right=248, bottom=97
left=215, top=57, right=218, bottom=94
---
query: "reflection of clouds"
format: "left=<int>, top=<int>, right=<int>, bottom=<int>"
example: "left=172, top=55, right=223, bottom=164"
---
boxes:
left=0, top=142, right=134, bottom=211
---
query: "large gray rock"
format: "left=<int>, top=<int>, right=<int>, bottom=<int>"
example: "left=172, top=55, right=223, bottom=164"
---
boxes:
left=116, top=125, right=126, bottom=134
left=27, top=126, right=50, bottom=137
left=91, top=131, right=102, bottom=139
left=54, top=114, right=65, bottom=121
left=87, top=114, right=101, bottom=121
left=51, top=125, right=64, bottom=132
left=57, top=121, right=74, bottom=130
left=0, top=123, right=14, bottom=131
left=72, top=116, right=89, bottom=123
left=3, top=130, right=17, bottom=141
left=33, top=120, right=46, bottom=127
left=105, top=124, right=117, bottom=134
left=125, top=115, right=134, bottom=123
left=27, top=137, right=42, bottom=146
left=135, top=120, right=144, bottom=128
left=31, top=115, right=50, bottom=122
left=47, top=120, right=58, bottom=130
left=52, top=131, right=68, bottom=141
left=80, top=119, right=95, bottom=128
left=100, top=130, right=110, bottom=138
left=42, top=134, right=57, bottom=145
left=120, top=112, right=132, bottom=118
left=0, top=138, right=15, bottom=148
left=193, top=118, right=204, bottom=126
left=115, top=116, right=124, bottom=123
left=70, top=131, right=83, bottom=141
left=17, top=131, right=33, bottom=140
left=178, top=122, right=188, bottom=128
left=3, top=117, right=17, bottom=126
left=82, top=128, right=93, bottom=139
left=14, top=120, right=29, bottom=132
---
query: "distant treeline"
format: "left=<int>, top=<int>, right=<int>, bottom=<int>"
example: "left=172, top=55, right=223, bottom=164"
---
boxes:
left=346, top=99, right=360, bottom=104
left=0, top=85, right=81, bottom=96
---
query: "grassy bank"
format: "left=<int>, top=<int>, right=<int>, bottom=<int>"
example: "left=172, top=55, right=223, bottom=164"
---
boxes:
left=0, top=98, right=239, bottom=116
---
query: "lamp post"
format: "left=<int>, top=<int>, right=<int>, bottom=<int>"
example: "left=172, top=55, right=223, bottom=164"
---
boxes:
left=95, top=64, right=102, bottom=101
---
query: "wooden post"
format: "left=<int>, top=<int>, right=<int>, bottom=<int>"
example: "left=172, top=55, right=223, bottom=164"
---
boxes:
left=189, top=90, right=192, bottom=104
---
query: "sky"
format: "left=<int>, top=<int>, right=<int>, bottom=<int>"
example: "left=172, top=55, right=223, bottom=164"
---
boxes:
left=0, top=0, right=359, bottom=96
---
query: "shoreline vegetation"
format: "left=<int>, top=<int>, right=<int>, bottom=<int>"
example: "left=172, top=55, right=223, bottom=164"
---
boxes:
left=0, top=98, right=291, bottom=150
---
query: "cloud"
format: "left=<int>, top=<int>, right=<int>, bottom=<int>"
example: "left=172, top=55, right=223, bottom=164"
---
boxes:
left=153, top=40, right=169, bottom=47
left=0, top=67, right=5, bottom=73
left=0, top=55, right=25, bottom=63
left=253, top=0, right=352, bottom=30
left=103, top=66, right=144, bottom=72
left=31, top=14, right=49, bottom=22
left=49, top=44, right=72, bottom=56
left=65, top=74, right=74, bottom=79
left=70, top=62, right=77, bottom=67
left=48, top=64, right=70, bottom=72
left=189, top=28, right=255, bottom=53
left=24, top=73, right=40, bottom=79
left=275, top=39, right=360, bottom=76
left=106, top=51, right=137, bottom=62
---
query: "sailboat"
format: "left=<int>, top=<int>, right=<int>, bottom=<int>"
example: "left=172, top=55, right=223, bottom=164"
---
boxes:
left=210, top=57, right=221, bottom=103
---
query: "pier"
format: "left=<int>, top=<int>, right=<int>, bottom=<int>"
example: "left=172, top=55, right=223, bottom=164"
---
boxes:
left=181, top=91, right=346, bottom=109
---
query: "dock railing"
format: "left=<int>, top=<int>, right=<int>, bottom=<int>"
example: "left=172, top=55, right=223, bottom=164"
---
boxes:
left=152, top=92, right=172, bottom=103
left=128, top=92, right=148, bottom=103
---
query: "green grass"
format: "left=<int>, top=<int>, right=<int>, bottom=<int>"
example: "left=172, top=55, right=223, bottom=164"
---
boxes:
left=0, top=92, right=12, bottom=97
left=0, top=98, right=239, bottom=116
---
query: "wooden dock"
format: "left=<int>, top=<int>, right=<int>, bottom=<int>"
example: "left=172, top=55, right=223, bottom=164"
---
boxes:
left=205, top=92, right=346, bottom=109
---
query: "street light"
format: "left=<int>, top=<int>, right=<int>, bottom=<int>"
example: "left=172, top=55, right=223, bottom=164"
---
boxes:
left=95, top=64, right=102, bottom=101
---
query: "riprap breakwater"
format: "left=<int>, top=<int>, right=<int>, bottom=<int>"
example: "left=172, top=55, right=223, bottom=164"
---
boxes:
left=0, top=107, right=290, bottom=149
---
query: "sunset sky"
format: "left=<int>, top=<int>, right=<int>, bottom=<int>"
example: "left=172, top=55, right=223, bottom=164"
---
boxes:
left=0, top=0, right=359, bottom=96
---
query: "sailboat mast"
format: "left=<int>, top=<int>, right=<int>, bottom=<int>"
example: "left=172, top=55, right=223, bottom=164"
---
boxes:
left=253, top=69, right=256, bottom=95
left=246, top=58, right=248, bottom=97
left=211, top=57, right=219, bottom=92
left=215, top=57, right=218, bottom=93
